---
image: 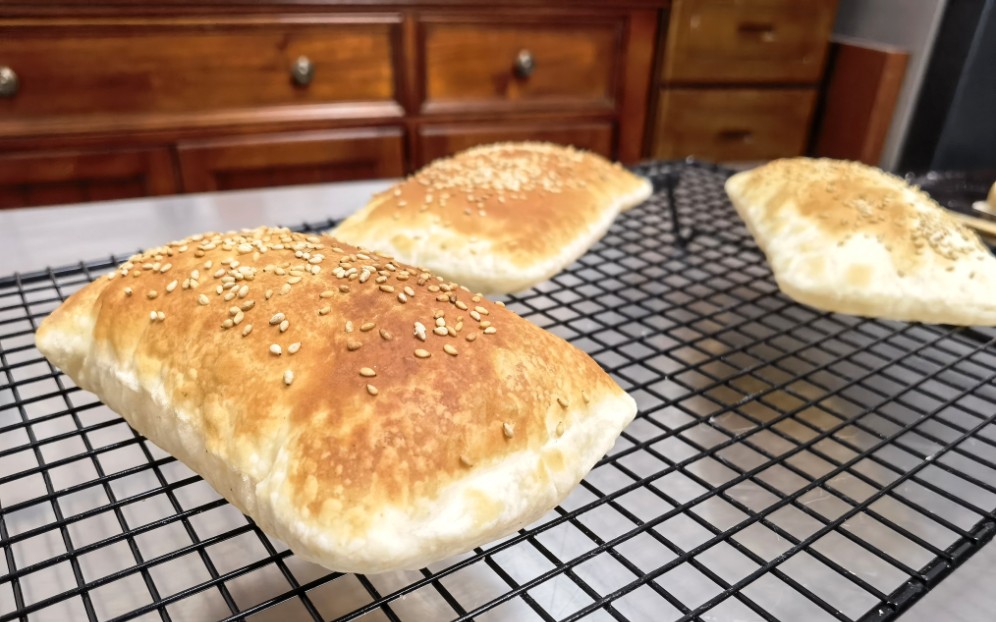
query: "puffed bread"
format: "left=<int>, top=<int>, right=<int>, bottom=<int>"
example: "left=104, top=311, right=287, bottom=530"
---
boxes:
left=331, top=142, right=652, bottom=294
left=726, top=158, right=996, bottom=325
left=35, top=227, right=636, bottom=574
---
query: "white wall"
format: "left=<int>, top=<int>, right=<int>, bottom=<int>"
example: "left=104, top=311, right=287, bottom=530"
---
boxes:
left=832, top=0, right=947, bottom=170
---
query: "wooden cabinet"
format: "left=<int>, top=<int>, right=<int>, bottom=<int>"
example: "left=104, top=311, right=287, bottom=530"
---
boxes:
left=177, top=128, right=405, bottom=192
left=416, top=121, right=613, bottom=166
left=420, top=18, right=620, bottom=114
left=0, top=148, right=176, bottom=209
left=0, top=1, right=664, bottom=210
left=650, top=0, right=838, bottom=162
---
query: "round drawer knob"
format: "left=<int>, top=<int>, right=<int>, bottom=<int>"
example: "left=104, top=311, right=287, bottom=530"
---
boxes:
left=291, top=56, right=314, bottom=87
left=0, top=66, right=19, bottom=98
left=513, top=49, right=535, bottom=79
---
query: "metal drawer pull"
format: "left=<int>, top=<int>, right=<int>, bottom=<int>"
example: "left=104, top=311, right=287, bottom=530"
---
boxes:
left=513, top=49, right=535, bottom=79
left=737, top=21, right=777, bottom=42
left=0, top=66, right=19, bottom=98
left=291, top=56, right=314, bottom=87
left=717, top=129, right=753, bottom=143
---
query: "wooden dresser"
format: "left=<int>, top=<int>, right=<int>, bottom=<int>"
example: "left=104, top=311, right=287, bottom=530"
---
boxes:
left=650, top=0, right=838, bottom=163
left=0, top=1, right=662, bottom=208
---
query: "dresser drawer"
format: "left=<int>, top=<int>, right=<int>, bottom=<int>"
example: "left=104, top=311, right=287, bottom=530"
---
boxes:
left=420, top=18, right=621, bottom=113
left=0, top=17, right=399, bottom=124
left=664, top=0, right=837, bottom=83
left=416, top=120, right=613, bottom=166
left=652, top=88, right=816, bottom=161
left=177, top=127, right=404, bottom=193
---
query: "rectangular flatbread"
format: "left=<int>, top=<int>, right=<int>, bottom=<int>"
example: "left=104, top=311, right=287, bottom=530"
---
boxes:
left=726, top=158, right=996, bottom=325
left=332, top=142, right=652, bottom=294
left=35, top=227, right=637, bottom=573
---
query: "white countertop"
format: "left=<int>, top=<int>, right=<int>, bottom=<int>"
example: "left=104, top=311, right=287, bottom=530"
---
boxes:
left=0, top=182, right=989, bottom=621
left=0, top=179, right=394, bottom=275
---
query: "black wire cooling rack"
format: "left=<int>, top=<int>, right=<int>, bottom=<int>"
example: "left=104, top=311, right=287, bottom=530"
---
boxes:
left=3, top=161, right=996, bottom=622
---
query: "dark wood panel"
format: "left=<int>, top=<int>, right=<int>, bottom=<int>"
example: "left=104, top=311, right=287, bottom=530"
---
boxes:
left=0, top=17, right=399, bottom=123
left=664, top=0, right=837, bottom=84
left=813, top=39, right=909, bottom=165
left=0, top=147, right=177, bottom=209
left=617, top=8, right=659, bottom=162
left=416, top=120, right=614, bottom=167
left=421, top=18, right=621, bottom=114
left=652, top=88, right=817, bottom=161
left=176, top=127, right=405, bottom=192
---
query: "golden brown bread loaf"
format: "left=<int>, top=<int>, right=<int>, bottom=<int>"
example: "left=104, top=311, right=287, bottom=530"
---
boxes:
left=35, top=226, right=636, bottom=573
left=332, top=142, right=652, bottom=294
left=726, top=158, right=996, bottom=325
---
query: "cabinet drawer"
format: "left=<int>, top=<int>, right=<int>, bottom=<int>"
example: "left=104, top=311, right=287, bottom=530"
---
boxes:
left=652, top=88, right=816, bottom=161
left=416, top=121, right=614, bottom=167
left=421, top=18, right=621, bottom=113
left=0, top=17, right=399, bottom=124
left=0, top=147, right=176, bottom=209
left=664, top=0, right=837, bottom=83
left=176, top=127, right=404, bottom=193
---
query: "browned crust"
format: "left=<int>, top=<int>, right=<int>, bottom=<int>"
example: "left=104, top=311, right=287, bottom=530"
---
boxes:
left=38, top=227, right=625, bottom=531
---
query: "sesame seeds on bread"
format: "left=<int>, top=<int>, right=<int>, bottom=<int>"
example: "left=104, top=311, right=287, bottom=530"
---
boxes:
left=35, top=226, right=636, bottom=573
left=726, top=158, right=996, bottom=325
left=331, top=142, right=653, bottom=295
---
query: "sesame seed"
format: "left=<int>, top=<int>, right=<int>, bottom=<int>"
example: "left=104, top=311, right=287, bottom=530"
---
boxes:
left=229, top=306, right=240, bottom=316
left=160, top=263, right=172, bottom=273
left=398, top=293, right=407, bottom=303
left=443, top=344, right=458, bottom=356
left=466, top=333, right=477, bottom=342
left=347, top=339, right=362, bottom=351
left=484, top=327, right=497, bottom=335
left=224, top=292, right=236, bottom=301
left=165, top=280, right=178, bottom=293
left=124, top=287, right=133, bottom=296
left=360, top=322, right=376, bottom=332
left=345, top=321, right=354, bottom=333
left=288, top=342, right=301, bottom=354
left=147, top=290, right=158, bottom=300
left=283, top=370, right=294, bottom=386
left=216, top=285, right=224, bottom=295
left=502, top=422, right=515, bottom=438
left=149, top=311, right=157, bottom=321
left=265, top=289, right=274, bottom=300
left=404, top=286, right=415, bottom=297
left=198, top=294, right=210, bottom=305
left=339, top=285, right=350, bottom=293
left=379, top=284, right=395, bottom=293
left=414, top=322, right=427, bottom=341
left=241, top=300, right=255, bottom=311
left=280, top=283, right=292, bottom=295
left=214, top=269, right=225, bottom=278
left=221, top=319, right=234, bottom=329
left=455, top=301, right=468, bottom=310
left=366, top=384, right=379, bottom=396
left=379, top=328, right=392, bottom=341
left=433, top=326, right=448, bottom=336
left=270, top=344, right=282, bottom=355
left=435, top=317, right=446, bottom=327
left=480, top=321, right=492, bottom=329
left=582, top=391, right=591, bottom=404
left=318, top=306, right=332, bottom=315
left=436, top=294, right=449, bottom=302
left=320, top=290, right=335, bottom=298
left=269, top=313, right=285, bottom=325
left=242, top=324, right=253, bottom=337
left=475, top=306, right=489, bottom=315
left=238, top=285, right=249, bottom=298
left=414, top=348, right=431, bottom=359
left=556, top=421, right=565, bottom=437
left=459, top=455, right=474, bottom=467
left=360, top=367, right=376, bottom=377
left=557, top=396, right=568, bottom=408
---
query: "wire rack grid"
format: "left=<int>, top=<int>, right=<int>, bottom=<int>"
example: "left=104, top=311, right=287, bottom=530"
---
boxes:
left=2, top=161, right=996, bottom=622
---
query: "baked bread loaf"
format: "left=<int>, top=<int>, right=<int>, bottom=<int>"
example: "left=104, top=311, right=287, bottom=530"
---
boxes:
left=331, top=142, right=652, bottom=294
left=35, top=226, right=636, bottom=573
left=726, top=158, right=996, bottom=325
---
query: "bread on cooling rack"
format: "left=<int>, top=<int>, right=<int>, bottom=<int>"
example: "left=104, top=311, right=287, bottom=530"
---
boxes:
left=34, top=226, right=636, bottom=574
left=330, top=142, right=652, bottom=295
left=725, top=158, right=996, bottom=325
